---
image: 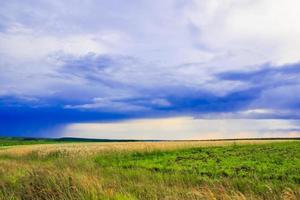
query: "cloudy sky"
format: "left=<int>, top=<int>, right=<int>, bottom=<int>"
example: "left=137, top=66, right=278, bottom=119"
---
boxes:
left=1, top=0, right=300, bottom=139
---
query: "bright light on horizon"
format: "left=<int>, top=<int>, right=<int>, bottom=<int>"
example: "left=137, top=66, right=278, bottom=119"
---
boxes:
left=62, top=117, right=300, bottom=140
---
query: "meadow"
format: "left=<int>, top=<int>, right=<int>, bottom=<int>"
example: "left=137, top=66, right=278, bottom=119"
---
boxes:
left=0, top=139, right=299, bottom=200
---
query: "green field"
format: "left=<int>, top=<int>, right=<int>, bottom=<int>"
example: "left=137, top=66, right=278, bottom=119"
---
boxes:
left=0, top=137, right=138, bottom=147
left=0, top=140, right=299, bottom=199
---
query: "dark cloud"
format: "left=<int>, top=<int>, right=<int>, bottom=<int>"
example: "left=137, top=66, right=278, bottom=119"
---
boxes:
left=1, top=60, right=300, bottom=137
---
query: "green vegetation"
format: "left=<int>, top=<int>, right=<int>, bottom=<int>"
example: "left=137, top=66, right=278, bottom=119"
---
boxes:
left=0, top=137, right=139, bottom=147
left=95, top=142, right=300, bottom=183
left=0, top=141, right=299, bottom=199
left=0, top=137, right=58, bottom=146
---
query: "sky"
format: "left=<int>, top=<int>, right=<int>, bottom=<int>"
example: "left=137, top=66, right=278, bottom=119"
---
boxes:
left=1, top=0, right=300, bottom=139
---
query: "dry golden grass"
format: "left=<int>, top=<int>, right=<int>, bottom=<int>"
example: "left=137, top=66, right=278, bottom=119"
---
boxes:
left=0, top=139, right=287, bottom=156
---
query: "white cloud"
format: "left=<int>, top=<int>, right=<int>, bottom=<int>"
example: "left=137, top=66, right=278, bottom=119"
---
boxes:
left=0, top=29, right=127, bottom=61
left=185, top=0, right=300, bottom=66
left=65, top=96, right=172, bottom=112
left=65, top=97, right=149, bottom=112
left=151, top=98, right=172, bottom=107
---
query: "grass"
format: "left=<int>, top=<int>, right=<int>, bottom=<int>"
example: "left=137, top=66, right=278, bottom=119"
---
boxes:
left=0, top=137, right=139, bottom=147
left=0, top=140, right=299, bottom=199
left=0, top=137, right=60, bottom=147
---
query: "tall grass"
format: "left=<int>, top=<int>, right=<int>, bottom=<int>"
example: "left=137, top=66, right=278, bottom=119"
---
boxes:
left=0, top=141, right=299, bottom=199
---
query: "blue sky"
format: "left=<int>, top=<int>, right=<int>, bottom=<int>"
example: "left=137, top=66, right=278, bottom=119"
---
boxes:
left=1, top=0, right=300, bottom=138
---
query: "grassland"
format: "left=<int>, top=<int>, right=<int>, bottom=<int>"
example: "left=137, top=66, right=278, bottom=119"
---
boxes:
left=0, top=137, right=138, bottom=147
left=0, top=140, right=299, bottom=200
